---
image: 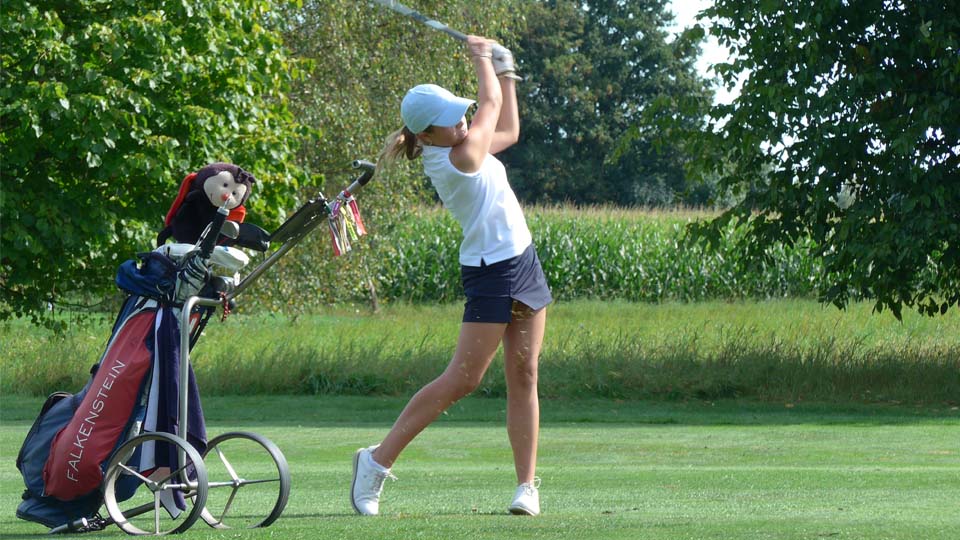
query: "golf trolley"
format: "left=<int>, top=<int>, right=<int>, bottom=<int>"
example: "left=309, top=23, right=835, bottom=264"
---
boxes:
left=21, top=160, right=375, bottom=535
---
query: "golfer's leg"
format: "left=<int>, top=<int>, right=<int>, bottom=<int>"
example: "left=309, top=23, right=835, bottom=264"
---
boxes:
left=502, top=303, right=546, bottom=484
left=373, top=321, right=507, bottom=468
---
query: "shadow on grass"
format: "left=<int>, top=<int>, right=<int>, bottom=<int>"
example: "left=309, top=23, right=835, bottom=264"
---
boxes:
left=5, top=395, right=957, bottom=427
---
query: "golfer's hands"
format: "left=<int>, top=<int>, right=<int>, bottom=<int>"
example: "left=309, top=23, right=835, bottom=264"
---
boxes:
left=492, top=44, right=521, bottom=81
left=466, top=35, right=493, bottom=60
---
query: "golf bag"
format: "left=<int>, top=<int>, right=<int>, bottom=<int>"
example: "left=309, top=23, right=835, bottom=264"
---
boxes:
left=16, top=252, right=209, bottom=529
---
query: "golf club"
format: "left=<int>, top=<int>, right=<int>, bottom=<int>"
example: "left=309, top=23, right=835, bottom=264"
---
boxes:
left=370, top=0, right=467, bottom=42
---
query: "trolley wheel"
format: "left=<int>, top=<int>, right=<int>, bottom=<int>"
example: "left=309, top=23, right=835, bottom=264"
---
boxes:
left=199, top=431, right=291, bottom=529
left=102, top=432, right=208, bottom=535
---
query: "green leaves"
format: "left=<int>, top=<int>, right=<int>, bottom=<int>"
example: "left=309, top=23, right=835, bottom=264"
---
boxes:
left=502, top=0, right=716, bottom=207
left=689, top=0, right=960, bottom=319
left=1, top=0, right=306, bottom=325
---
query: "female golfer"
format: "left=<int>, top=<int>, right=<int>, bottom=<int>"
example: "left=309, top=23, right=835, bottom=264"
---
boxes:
left=350, top=35, right=551, bottom=516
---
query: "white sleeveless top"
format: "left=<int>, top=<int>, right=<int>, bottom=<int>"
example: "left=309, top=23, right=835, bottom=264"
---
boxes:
left=421, top=145, right=532, bottom=266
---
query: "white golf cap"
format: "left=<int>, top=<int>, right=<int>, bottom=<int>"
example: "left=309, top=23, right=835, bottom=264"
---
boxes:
left=401, top=84, right=475, bottom=134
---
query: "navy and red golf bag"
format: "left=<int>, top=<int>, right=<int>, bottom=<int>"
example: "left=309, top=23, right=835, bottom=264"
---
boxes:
left=15, top=252, right=208, bottom=529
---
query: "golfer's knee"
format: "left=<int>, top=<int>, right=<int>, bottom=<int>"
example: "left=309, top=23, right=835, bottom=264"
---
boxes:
left=507, top=361, right=538, bottom=390
left=438, top=371, right=482, bottom=400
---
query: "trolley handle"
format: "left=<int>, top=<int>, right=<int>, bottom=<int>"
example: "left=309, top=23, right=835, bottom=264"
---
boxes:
left=343, top=159, right=376, bottom=195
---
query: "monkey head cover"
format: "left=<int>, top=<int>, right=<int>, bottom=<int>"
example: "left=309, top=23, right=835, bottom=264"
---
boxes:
left=157, top=163, right=256, bottom=246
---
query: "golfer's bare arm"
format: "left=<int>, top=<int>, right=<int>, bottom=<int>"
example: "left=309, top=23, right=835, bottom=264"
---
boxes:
left=489, top=76, right=519, bottom=154
left=451, top=36, right=502, bottom=173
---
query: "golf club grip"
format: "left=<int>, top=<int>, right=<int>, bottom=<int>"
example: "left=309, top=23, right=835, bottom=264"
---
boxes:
left=351, top=159, right=376, bottom=187
left=435, top=25, right=468, bottom=42
left=198, top=207, right=229, bottom=260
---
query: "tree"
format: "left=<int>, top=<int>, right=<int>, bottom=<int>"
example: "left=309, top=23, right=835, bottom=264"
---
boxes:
left=1, top=0, right=305, bottom=327
left=689, top=1, right=959, bottom=318
left=241, top=0, right=526, bottom=313
left=278, top=0, right=524, bottom=186
left=501, top=0, right=715, bottom=206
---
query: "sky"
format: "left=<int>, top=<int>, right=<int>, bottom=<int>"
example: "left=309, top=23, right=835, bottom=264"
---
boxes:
left=666, top=0, right=741, bottom=104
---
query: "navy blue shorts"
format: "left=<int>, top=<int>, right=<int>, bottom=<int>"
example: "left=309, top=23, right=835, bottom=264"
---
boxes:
left=461, top=243, right=553, bottom=323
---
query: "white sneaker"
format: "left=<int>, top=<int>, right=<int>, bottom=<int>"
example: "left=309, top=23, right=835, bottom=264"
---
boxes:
left=508, top=477, right=541, bottom=516
left=350, top=445, right=396, bottom=515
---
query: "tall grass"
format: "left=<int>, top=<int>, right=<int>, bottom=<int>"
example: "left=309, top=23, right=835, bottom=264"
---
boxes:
left=3, top=300, right=958, bottom=404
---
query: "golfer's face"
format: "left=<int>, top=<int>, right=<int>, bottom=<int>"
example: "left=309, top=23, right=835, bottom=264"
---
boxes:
left=427, top=117, right=468, bottom=147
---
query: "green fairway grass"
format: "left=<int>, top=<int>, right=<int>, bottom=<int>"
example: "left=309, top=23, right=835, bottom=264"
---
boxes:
left=2, top=396, right=958, bottom=539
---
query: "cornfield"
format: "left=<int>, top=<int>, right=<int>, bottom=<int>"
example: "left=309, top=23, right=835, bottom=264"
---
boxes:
left=372, top=206, right=823, bottom=304
left=238, top=206, right=826, bottom=313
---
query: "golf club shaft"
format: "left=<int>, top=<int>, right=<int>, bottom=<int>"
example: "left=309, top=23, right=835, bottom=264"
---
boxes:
left=371, top=0, right=467, bottom=42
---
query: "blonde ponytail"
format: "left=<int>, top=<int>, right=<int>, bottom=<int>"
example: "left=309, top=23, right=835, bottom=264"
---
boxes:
left=376, top=126, right=422, bottom=173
